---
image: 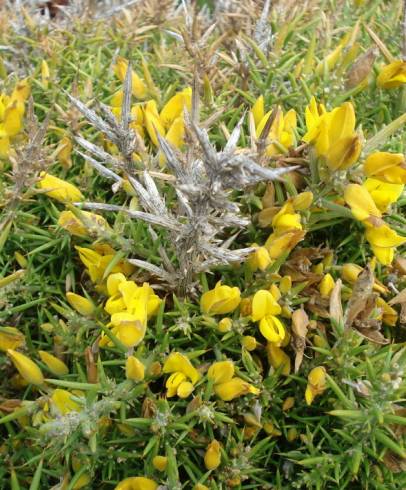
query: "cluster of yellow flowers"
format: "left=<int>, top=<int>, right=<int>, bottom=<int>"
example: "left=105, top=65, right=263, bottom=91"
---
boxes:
left=0, top=79, right=30, bottom=159
left=301, top=95, right=405, bottom=265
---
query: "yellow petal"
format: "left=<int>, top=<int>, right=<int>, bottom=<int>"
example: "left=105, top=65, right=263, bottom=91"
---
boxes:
left=207, top=360, right=235, bottom=384
left=114, top=57, right=148, bottom=99
left=266, top=343, right=291, bottom=376
left=125, top=356, right=145, bottom=382
left=377, top=60, right=406, bottom=89
left=0, top=327, right=25, bottom=352
left=162, top=352, right=201, bottom=384
left=344, top=183, right=381, bottom=221
left=38, top=350, right=69, bottom=376
left=325, top=135, right=362, bottom=171
left=200, top=283, right=241, bottom=315
left=214, top=377, right=259, bottom=401
left=252, top=95, right=265, bottom=127
left=66, top=292, right=94, bottom=317
left=259, top=315, right=285, bottom=343
left=38, top=173, right=83, bottom=203
left=114, top=477, right=158, bottom=490
left=51, top=389, right=81, bottom=415
left=252, top=290, right=281, bottom=321
left=364, top=152, right=406, bottom=184
left=7, top=349, right=44, bottom=385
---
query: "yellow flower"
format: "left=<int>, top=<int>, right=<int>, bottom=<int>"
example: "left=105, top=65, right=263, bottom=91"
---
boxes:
left=38, top=351, right=69, bottom=376
left=51, top=389, right=81, bottom=415
left=292, top=191, right=314, bottom=211
left=204, top=439, right=221, bottom=470
left=266, top=343, right=291, bottom=376
left=217, top=317, right=233, bottom=333
left=114, top=477, right=158, bottom=490
left=214, top=377, right=260, bottom=401
left=7, top=349, right=44, bottom=385
left=152, top=455, right=167, bottom=472
left=108, top=311, right=147, bottom=348
left=319, top=273, right=335, bottom=298
left=305, top=366, right=327, bottom=405
left=208, top=360, right=235, bottom=384
left=251, top=95, right=264, bottom=127
left=76, top=246, right=134, bottom=285
left=272, top=203, right=302, bottom=232
left=242, top=336, right=257, bottom=351
left=114, top=57, right=148, bottom=99
left=344, top=183, right=382, bottom=221
left=200, top=282, right=241, bottom=315
left=377, top=60, right=406, bottom=89
left=163, top=352, right=201, bottom=398
left=365, top=223, right=406, bottom=265
left=38, top=172, right=84, bottom=203
left=125, top=356, right=145, bottom=382
left=58, top=210, right=109, bottom=237
left=163, top=352, right=201, bottom=384
left=364, top=178, right=404, bottom=213
left=66, top=292, right=95, bottom=317
left=0, top=327, right=25, bottom=351
left=364, top=152, right=406, bottom=184
left=259, top=315, right=285, bottom=343
left=255, top=106, right=297, bottom=155
left=252, top=290, right=281, bottom=320
left=304, top=99, right=361, bottom=171
left=159, top=87, right=192, bottom=127
left=264, top=230, right=305, bottom=259
left=247, top=244, right=271, bottom=272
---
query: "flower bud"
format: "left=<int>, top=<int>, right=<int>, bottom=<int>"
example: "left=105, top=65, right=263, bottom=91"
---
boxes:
left=242, top=336, right=257, bottom=351
left=200, top=282, right=241, bottom=315
left=125, top=356, right=145, bottom=382
left=217, top=317, right=232, bottom=333
left=152, top=455, right=167, bottom=472
left=319, top=273, right=335, bottom=298
left=7, top=349, right=44, bottom=385
left=0, top=327, right=25, bottom=351
left=38, top=350, right=69, bottom=376
left=66, top=292, right=95, bottom=317
left=204, top=440, right=221, bottom=470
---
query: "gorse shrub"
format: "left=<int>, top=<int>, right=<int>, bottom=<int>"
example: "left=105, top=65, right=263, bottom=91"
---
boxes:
left=0, top=1, right=405, bottom=489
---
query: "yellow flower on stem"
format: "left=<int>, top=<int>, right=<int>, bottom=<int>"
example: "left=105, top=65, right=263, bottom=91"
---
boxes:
left=247, top=244, right=271, bottom=272
left=305, top=366, right=327, bottom=405
left=207, top=360, right=259, bottom=401
left=159, top=87, right=192, bottom=127
left=377, top=60, right=406, bottom=88
left=208, top=360, right=235, bottom=384
left=58, top=210, right=109, bottom=238
left=304, top=99, right=361, bottom=171
left=163, top=352, right=201, bottom=398
left=214, top=377, right=260, bottom=401
left=114, top=477, right=158, bottom=490
left=51, top=389, right=82, bottom=415
left=319, top=273, right=335, bottom=298
left=0, top=327, right=25, bottom=351
left=38, top=351, right=69, bottom=376
left=363, top=152, right=406, bottom=184
left=76, top=246, right=134, bottom=285
left=200, top=282, right=241, bottom=315
left=38, top=172, right=83, bottom=203
left=144, top=99, right=165, bottom=146
left=363, top=178, right=404, bottom=213
left=204, top=439, right=221, bottom=470
left=152, top=455, right=167, bottom=472
left=344, top=183, right=382, bottom=221
left=66, top=292, right=95, bottom=317
left=7, top=349, right=44, bottom=385
left=264, top=229, right=305, bottom=259
left=272, top=203, right=302, bottom=232
left=252, top=290, right=281, bottom=320
left=259, top=315, right=285, bottom=344
left=125, top=356, right=145, bottom=382
left=364, top=223, right=406, bottom=266
left=255, top=104, right=297, bottom=155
